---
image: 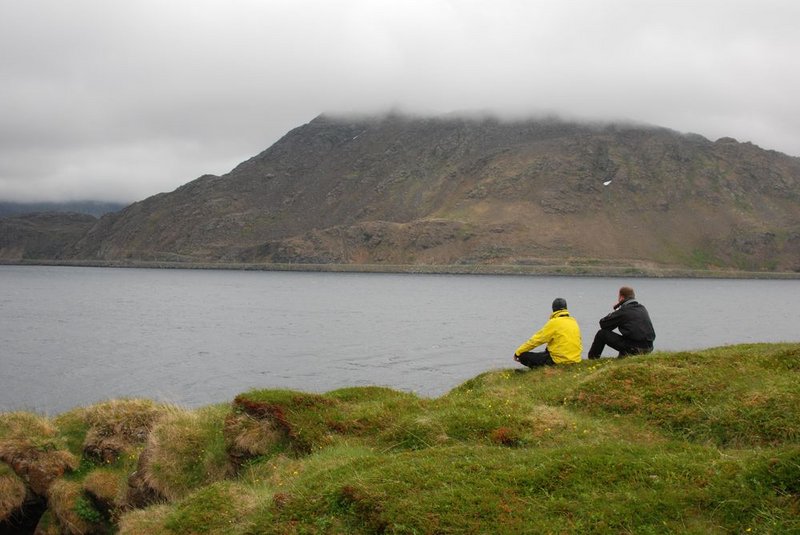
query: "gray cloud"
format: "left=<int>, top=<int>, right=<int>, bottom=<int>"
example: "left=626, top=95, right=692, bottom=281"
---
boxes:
left=1, top=0, right=799, bottom=202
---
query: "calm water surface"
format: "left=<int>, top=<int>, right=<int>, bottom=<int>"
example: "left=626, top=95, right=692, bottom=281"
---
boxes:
left=1, top=265, right=798, bottom=413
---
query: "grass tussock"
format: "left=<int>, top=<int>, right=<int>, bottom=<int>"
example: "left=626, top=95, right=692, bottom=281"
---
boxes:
left=52, top=399, right=177, bottom=463
left=2, top=343, right=800, bottom=533
left=47, top=479, right=103, bottom=535
left=77, top=399, right=173, bottom=464
left=0, top=462, right=27, bottom=521
left=32, top=510, right=60, bottom=535
left=0, top=412, right=78, bottom=495
left=82, top=468, right=126, bottom=514
left=117, top=483, right=260, bottom=535
left=224, top=411, right=285, bottom=461
left=230, top=387, right=426, bottom=457
left=0, top=412, right=56, bottom=442
left=116, top=504, right=171, bottom=535
left=162, top=481, right=259, bottom=534
left=138, top=405, right=232, bottom=501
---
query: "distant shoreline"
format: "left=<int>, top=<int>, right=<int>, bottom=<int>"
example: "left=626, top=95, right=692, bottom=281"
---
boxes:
left=3, top=258, right=799, bottom=279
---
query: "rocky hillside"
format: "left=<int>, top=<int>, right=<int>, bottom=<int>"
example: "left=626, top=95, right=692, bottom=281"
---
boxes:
left=5, top=113, right=800, bottom=272
left=0, top=212, right=96, bottom=261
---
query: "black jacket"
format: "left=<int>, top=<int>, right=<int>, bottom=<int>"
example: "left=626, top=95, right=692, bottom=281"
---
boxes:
left=599, top=299, right=656, bottom=345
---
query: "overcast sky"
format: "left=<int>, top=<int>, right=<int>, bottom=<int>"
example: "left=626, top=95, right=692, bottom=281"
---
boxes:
left=1, top=0, right=798, bottom=203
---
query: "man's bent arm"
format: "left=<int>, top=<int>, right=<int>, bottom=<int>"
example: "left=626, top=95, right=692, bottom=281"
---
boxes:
left=599, top=309, right=622, bottom=331
left=515, top=324, right=550, bottom=355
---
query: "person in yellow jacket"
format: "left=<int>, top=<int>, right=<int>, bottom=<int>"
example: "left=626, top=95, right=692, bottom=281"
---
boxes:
left=513, top=298, right=582, bottom=368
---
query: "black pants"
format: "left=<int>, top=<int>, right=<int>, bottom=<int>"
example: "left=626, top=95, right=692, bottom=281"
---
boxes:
left=517, top=349, right=555, bottom=368
left=588, top=329, right=653, bottom=359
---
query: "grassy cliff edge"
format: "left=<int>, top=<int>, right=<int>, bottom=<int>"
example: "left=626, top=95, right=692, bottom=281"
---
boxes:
left=2, top=344, right=799, bottom=534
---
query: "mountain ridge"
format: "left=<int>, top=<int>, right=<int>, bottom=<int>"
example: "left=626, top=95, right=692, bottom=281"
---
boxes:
left=2, top=113, right=799, bottom=272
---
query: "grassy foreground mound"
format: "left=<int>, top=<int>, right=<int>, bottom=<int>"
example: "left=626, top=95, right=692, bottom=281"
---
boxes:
left=1, top=344, right=799, bottom=534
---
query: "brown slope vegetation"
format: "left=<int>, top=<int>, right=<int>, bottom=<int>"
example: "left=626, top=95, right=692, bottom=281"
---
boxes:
left=45, top=114, right=800, bottom=271
left=0, top=213, right=97, bottom=261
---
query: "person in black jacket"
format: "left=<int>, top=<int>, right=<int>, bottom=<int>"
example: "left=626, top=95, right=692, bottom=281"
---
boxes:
left=587, top=286, right=655, bottom=359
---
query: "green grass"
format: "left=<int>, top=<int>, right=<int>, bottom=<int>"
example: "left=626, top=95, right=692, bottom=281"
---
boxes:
left=3, top=343, right=800, bottom=533
left=142, top=404, right=232, bottom=501
left=163, top=481, right=258, bottom=534
left=569, top=345, right=800, bottom=446
left=687, top=247, right=723, bottom=269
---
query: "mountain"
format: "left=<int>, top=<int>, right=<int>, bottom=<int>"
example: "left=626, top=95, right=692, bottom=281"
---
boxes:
left=4, top=113, right=800, bottom=272
left=0, top=212, right=97, bottom=261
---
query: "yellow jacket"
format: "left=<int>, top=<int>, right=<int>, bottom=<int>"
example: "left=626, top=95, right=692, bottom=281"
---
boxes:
left=515, top=310, right=582, bottom=364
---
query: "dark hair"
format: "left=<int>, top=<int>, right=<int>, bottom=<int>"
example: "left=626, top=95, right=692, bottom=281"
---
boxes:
left=619, top=286, right=635, bottom=299
left=552, top=297, right=567, bottom=311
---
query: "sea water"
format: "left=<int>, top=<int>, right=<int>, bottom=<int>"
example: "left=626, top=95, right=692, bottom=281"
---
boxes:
left=1, top=265, right=797, bottom=413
